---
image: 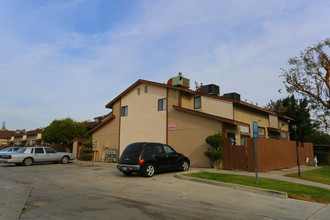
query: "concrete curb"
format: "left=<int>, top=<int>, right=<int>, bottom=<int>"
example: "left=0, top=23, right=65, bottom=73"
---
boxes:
left=175, top=171, right=288, bottom=199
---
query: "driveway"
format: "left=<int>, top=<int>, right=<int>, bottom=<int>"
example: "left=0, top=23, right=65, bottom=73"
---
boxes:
left=0, top=162, right=328, bottom=220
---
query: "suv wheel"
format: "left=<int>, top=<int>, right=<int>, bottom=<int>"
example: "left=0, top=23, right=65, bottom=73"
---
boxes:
left=144, top=163, right=155, bottom=177
left=180, top=160, right=189, bottom=171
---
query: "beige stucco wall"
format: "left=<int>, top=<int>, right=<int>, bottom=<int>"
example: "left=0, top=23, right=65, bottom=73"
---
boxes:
left=72, top=141, right=78, bottom=158
left=181, top=93, right=193, bottom=109
left=119, top=83, right=167, bottom=155
left=26, top=134, right=38, bottom=141
left=278, top=119, right=289, bottom=132
left=234, top=106, right=269, bottom=139
left=201, top=96, right=234, bottom=119
left=26, top=135, right=36, bottom=145
left=167, top=89, right=222, bottom=168
left=269, top=114, right=278, bottom=129
left=92, top=102, right=120, bottom=162
left=181, top=94, right=233, bottom=120
left=0, top=138, right=7, bottom=146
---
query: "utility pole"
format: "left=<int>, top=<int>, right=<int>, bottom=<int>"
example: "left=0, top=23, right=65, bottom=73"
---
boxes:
left=292, top=125, right=301, bottom=177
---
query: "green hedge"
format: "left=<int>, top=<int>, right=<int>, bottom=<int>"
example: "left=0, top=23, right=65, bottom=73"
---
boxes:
left=82, top=153, right=92, bottom=161
left=82, top=148, right=93, bottom=153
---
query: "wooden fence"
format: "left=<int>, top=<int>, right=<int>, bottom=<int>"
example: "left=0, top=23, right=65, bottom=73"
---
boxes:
left=223, top=138, right=314, bottom=172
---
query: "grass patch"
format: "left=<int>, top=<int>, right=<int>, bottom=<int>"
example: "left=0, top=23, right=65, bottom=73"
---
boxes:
left=187, top=172, right=330, bottom=204
left=285, top=166, right=330, bottom=185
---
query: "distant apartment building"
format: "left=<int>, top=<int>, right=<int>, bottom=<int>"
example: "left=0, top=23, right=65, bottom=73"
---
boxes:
left=0, top=130, right=16, bottom=146
left=87, top=73, right=292, bottom=167
left=0, top=129, right=43, bottom=147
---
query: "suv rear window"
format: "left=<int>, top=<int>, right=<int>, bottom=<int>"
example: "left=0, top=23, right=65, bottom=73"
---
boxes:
left=122, top=143, right=143, bottom=154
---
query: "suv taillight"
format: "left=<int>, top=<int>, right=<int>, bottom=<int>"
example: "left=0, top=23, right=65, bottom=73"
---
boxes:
left=138, top=159, right=145, bottom=165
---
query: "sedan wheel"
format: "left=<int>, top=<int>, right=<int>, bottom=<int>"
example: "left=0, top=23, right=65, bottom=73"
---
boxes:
left=23, top=158, right=33, bottom=166
left=181, top=160, right=189, bottom=171
left=144, top=164, right=155, bottom=177
left=61, top=156, right=69, bottom=164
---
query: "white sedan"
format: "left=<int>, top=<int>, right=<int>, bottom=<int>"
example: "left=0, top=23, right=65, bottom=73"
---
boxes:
left=0, top=146, right=75, bottom=166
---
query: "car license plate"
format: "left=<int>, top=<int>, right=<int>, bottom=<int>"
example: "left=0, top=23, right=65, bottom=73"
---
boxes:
left=122, top=167, right=128, bottom=171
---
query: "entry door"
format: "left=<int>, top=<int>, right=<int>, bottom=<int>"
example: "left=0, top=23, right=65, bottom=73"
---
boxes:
left=227, top=133, right=236, bottom=145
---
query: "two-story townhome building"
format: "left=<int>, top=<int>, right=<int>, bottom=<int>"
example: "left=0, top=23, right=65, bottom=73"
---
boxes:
left=26, top=129, right=43, bottom=146
left=0, top=129, right=44, bottom=147
left=87, top=74, right=292, bottom=167
left=0, top=130, right=16, bottom=146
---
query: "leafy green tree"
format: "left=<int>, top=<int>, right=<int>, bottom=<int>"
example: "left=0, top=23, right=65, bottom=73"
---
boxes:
left=310, top=130, right=330, bottom=145
left=280, top=39, right=330, bottom=131
left=266, top=95, right=316, bottom=142
left=82, top=139, right=93, bottom=148
left=204, top=132, right=223, bottom=168
left=42, top=118, right=87, bottom=145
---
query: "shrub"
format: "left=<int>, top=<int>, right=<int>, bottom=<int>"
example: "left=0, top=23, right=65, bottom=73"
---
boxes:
left=82, top=153, right=92, bottom=161
left=204, top=132, right=223, bottom=168
left=82, top=148, right=93, bottom=153
left=82, top=139, right=92, bottom=148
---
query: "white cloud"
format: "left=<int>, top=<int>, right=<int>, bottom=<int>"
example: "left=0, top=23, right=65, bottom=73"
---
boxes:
left=1, top=0, right=330, bottom=130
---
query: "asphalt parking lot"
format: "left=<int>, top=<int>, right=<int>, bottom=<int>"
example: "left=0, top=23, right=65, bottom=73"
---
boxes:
left=0, top=161, right=328, bottom=220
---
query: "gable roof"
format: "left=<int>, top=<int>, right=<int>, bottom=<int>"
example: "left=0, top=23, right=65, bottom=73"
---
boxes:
left=105, top=79, right=195, bottom=109
left=104, top=79, right=293, bottom=121
left=26, top=129, right=43, bottom=136
left=86, top=114, right=116, bottom=135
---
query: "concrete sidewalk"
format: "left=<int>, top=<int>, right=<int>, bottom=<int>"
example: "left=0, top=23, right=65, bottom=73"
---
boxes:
left=206, top=165, right=330, bottom=189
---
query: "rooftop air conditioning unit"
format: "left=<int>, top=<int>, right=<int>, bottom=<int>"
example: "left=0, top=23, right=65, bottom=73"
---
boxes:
left=170, top=72, right=190, bottom=88
left=200, top=84, right=220, bottom=96
left=224, top=92, right=241, bottom=101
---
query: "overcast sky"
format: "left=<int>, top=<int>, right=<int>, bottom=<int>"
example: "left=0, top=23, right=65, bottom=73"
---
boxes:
left=1, top=0, right=330, bottom=131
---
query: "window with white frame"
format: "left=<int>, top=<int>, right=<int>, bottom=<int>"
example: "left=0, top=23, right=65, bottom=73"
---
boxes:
left=258, top=127, right=266, bottom=136
left=240, top=135, right=249, bottom=146
left=194, top=96, right=201, bottom=109
left=158, top=98, right=167, bottom=111
left=240, top=126, right=250, bottom=134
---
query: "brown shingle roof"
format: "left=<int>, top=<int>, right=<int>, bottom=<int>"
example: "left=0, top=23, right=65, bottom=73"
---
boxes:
left=26, top=129, right=43, bottom=136
left=0, top=130, right=16, bottom=138
left=72, top=137, right=90, bottom=143
left=83, top=121, right=99, bottom=129
left=86, top=114, right=116, bottom=135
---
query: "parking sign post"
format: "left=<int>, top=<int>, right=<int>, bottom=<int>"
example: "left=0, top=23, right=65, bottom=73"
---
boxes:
left=253, top=121, right=259, bottom=184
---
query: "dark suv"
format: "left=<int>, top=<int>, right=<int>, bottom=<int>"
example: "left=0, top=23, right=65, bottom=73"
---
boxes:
left=117, top=142, right=190, bottom=177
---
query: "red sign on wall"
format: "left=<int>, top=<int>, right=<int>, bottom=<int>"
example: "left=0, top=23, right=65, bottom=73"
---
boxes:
left=168, top=123, right=176, bottom=131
